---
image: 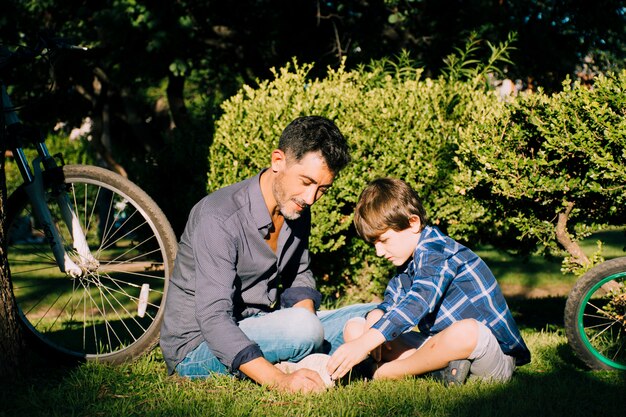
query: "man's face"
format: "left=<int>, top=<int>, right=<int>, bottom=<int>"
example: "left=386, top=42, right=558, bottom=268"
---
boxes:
left=272, top=151, right=335, bottom=220
left=373, top=219, right=421, bottom=266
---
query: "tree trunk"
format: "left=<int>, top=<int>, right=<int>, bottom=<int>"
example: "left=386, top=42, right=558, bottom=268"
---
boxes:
left=555, top=201, right=590, bottom=267
left=166, top=73, right=189, bottom=129
left=556, top=201, right=619, bottom=291
left=0, top=151, right=25, bottom=378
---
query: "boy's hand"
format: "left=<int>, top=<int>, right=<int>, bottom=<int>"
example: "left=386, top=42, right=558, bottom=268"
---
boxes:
left=326, top=340, right=370, bottom=381
left=327, top=328, right=386, bottom=380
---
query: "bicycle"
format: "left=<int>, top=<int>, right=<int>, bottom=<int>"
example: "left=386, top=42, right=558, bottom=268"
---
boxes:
left=1, top=35, right=177, bottom=364
left=564, top=257, right=626, bottom=370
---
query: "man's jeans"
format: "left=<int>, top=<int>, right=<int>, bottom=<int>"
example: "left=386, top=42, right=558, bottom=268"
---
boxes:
left=176, top=303, right=376, bottom=378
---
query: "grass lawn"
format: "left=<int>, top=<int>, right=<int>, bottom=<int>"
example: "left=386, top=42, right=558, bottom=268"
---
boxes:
left=1, top=229, right=625, bottom=417
left=2, top=328, right=624, bottom=417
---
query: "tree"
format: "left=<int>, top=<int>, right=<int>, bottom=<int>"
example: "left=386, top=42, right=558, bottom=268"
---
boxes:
left=1, top=0, right=624, bottom=238
left=1, top=0, right=625, bottom=344
left=0, top=151, right=25, bottom=378
left=455, top=71, right=626, bottom=274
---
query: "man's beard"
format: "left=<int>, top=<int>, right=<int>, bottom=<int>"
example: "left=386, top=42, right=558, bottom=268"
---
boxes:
left=273, top=180, right=308, bottom=220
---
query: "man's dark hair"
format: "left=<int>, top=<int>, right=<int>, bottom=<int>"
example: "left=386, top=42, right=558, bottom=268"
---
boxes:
left=278, top=116, right=350, bottom=174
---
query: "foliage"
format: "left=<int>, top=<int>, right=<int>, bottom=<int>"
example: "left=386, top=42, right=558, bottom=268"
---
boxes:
left=383, top=0, right=626, bottom=90
left=209, top=37, right=518, bottom=300
left=2, top=0, right=625, bottom=241
left=210, top=35, right=626, bottom=299
left=455, top=71, right=626, bottom=274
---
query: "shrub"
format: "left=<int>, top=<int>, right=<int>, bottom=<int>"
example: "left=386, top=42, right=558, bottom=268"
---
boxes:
left=207, top=57, right=506, bottom=301
left=455, top=71, right=626, bottom=274
left=208, top=43, right=625, bottom=300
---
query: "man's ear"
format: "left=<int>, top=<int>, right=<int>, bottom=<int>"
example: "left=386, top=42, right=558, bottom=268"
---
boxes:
left=270, top=149, right=287, bottom=173
left=409, top=216, right=422, bottom=233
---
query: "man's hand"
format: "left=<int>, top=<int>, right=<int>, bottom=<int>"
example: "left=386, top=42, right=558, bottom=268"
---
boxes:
left=239, top=357, right=326, bottom=394
left=272, top=369, right=327, bottom=393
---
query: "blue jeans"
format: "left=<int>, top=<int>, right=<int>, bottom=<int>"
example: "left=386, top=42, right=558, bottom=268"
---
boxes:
left=176, top=303, right=376, bottom=378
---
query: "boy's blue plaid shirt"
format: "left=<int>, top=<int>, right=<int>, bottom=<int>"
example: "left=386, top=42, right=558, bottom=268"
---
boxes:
left=371, top=225, right=531, bottom=366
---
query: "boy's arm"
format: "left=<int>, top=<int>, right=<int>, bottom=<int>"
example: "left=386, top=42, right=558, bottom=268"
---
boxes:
left=365, top=308, right=384, bottom=327
left=372, top=251, right=453, bottom=341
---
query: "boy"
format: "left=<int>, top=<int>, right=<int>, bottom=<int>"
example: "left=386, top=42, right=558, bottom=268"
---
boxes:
left=326, top=178, right=531, bottom=384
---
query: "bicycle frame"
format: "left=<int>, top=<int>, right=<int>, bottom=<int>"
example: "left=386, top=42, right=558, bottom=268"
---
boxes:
left=2, top=84, right=96, bottom=277
left=1, top=36, right=176, bottom=362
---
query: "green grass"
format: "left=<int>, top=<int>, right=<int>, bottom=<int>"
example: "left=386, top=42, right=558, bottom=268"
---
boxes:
left=475, top=227, right=626, bottom=296
left=1, top=229, right=625, bottom=417
left=1, top=326, right=625, bottom=417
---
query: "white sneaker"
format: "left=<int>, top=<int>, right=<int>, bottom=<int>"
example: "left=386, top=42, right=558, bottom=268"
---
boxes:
left=275, top=353, right=334, bottom=387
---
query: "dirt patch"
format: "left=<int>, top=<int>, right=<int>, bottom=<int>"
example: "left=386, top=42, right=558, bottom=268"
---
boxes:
left=500, top=282, right=573, bottom=299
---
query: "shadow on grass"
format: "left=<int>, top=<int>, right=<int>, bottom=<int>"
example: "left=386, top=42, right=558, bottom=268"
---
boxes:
left=2, top=341, right=625, bottom=417
left=507, top=295, right=567, bottom=330
left=446, top=368, right=626, bottom=417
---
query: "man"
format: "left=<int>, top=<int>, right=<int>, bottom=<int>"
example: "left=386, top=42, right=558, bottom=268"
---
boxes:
left=160, top=116, right=374, bottom=393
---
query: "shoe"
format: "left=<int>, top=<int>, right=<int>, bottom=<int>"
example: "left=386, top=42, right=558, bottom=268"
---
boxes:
left=426, top=359, right=471, bottom=386
left=275, top=353, right=334, bottom=387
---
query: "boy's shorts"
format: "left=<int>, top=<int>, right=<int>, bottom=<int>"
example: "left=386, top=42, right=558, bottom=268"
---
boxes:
left=399, top=320, right=516, bottom=382
left=466, top=320, right=516, bottom=382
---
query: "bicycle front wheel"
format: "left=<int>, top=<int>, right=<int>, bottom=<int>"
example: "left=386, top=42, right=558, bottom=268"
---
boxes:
left=564, top=257, right=626, bottom=370
left=6, top=164, right=177, bottom=364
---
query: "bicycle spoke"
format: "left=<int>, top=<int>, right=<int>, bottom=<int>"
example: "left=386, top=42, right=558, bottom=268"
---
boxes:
left=98, top=210, right=148, bottom=254
left=606, top=326, right=624, bottom=362
left=98, top=277, right=148, bottom=335
left=30, top=290, right=65, bottom=329
left=96, top=270, right=166, bottom=293
left=10, top=263, right=59, bottom=276
left=8, top=165, right=174, bottom=361
left=584, top=319, right=619, bottom=330
left=78, top=278, right=123, bottom=350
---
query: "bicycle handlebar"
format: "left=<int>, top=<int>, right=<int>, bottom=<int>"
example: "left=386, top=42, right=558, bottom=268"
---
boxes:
left=0, top=33, right=87, bottom=72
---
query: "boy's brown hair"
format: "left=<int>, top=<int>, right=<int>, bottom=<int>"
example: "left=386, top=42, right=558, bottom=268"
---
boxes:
left=354, top=178, right=428, bottom=243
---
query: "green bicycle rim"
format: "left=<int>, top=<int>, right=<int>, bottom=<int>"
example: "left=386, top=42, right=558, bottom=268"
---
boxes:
left=577, top=271, right=626, bottom=370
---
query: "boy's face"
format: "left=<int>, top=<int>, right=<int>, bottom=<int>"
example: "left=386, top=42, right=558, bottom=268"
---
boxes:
left=373, top=218, right=421, bottom=266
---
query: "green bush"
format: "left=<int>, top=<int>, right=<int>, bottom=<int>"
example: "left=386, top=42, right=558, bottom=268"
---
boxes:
left=455, top=71, right=626, bottom=273
left=208, top=53, right=626, bottom=300
left=207, top=57, right=505, bottom=301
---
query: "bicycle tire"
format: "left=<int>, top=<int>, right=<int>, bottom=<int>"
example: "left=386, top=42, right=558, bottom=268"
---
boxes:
left=6, top=164, right=177, bottom=364
left=564, top=257, right=626, bottom=370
